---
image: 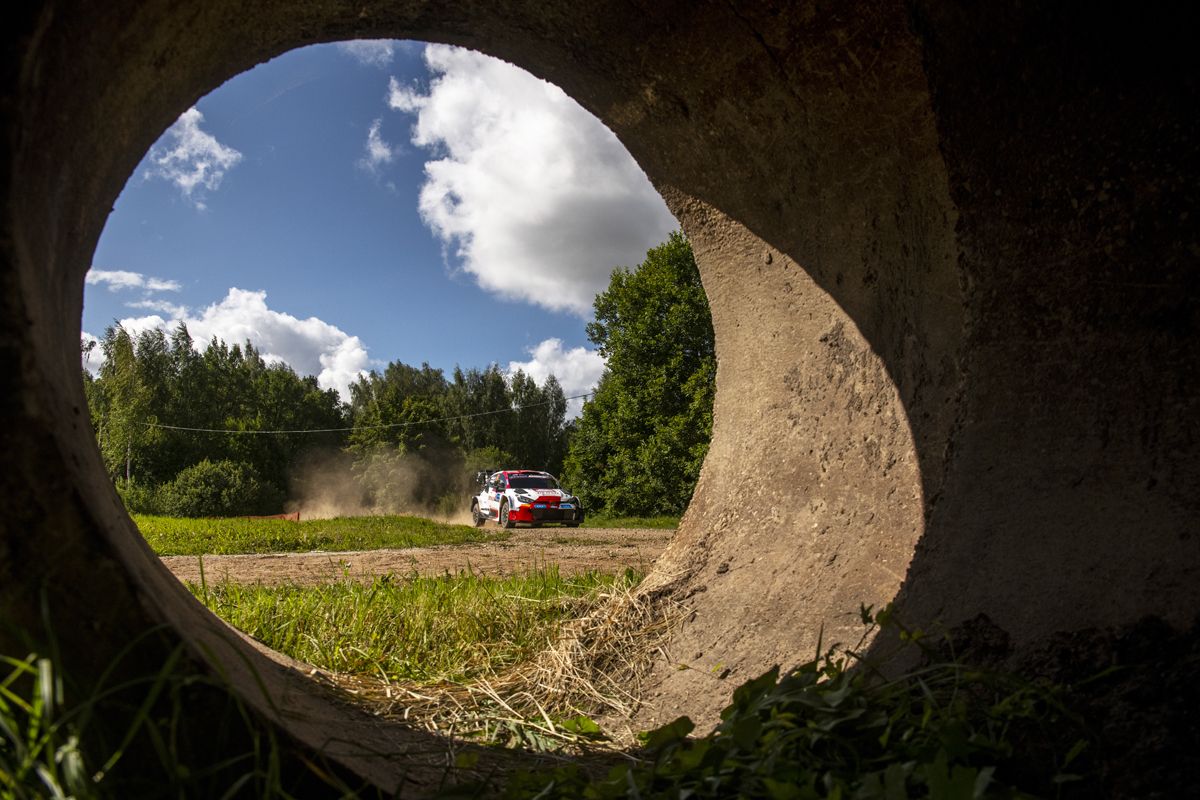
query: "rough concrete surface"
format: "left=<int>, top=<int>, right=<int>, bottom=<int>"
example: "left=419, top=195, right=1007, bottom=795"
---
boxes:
left=1, top=0, right=1196, bottom=793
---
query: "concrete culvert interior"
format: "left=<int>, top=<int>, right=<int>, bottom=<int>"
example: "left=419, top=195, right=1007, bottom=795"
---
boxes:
left=2, top=0, right=1196, bottom=795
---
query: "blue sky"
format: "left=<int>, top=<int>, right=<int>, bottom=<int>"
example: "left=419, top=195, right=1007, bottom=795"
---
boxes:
left=82, top=40, right=677, bottom=413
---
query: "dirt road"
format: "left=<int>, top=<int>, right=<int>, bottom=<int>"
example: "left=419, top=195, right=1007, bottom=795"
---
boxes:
left=160, top=527, right=672, bottom=586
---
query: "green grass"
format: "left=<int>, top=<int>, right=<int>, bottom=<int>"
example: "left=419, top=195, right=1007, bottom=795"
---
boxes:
left=189, top=567, right=633, bottom=683
left=0, top=652, right=91, bottom=798
left=582, top=515, right=679, bottom=529
left=0, top=639, right=380, bottom=799
left=135, top=513, right=503, bottom=556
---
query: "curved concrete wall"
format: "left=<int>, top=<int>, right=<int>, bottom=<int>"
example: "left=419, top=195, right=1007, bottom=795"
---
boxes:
left=1, top=0, right=1195, bottom=790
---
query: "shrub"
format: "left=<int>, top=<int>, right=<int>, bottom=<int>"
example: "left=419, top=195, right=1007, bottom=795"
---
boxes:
left=115, top=479, right=165, bottom=515
left=157, top=459, right=283, bottom=517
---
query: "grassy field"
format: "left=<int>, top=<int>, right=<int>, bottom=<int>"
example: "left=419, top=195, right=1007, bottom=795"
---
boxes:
left=136, top=513, right=673, bottom=556
left=189, top=567, right=634, bottom=683
left=136, top=513, right=502, bottom=556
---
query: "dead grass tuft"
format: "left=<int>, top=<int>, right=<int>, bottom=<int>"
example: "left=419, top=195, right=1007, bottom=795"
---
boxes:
left=320, top=577, right=686, bottom=753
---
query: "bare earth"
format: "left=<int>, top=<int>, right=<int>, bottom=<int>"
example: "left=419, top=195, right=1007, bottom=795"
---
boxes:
left=160, top=527, right=672, bottom=586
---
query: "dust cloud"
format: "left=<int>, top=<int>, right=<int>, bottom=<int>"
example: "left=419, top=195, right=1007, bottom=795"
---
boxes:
left=284, top=447, right=478, bottom=524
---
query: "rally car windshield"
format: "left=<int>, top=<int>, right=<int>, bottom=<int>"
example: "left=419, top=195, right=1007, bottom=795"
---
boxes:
left=508, top=475, right=559, bottom=490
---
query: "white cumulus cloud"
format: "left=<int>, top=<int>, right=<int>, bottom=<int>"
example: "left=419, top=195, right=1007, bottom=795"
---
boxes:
left=144, top=107, right=242, bottom=207
left=337, top=40, right=396, bottom=68
left=388, top=45, right=677, bottom=316
left=507, top=338, right=606, bottom=418
left=86, top=269, right=182, bottom=293
left=93, top=288, right=369, bottom=401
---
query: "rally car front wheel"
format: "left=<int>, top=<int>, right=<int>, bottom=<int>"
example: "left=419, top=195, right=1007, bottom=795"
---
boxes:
left=499, top=502, right=515, bottom=529
left=471, top=503, right=486, bottom=527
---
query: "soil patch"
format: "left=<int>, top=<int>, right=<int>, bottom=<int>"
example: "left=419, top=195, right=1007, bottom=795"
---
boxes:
left=160, top=527, right=671, bottom=586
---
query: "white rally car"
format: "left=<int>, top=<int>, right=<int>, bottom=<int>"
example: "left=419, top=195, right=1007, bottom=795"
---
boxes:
left=471, top=469, right=584, bottom=528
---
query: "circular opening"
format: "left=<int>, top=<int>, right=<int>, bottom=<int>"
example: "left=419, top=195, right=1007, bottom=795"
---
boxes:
left=79, top=37, right=718, bottom=750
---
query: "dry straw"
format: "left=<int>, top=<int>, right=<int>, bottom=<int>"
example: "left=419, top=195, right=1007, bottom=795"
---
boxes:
left=321, top=577, right=686, bottom=753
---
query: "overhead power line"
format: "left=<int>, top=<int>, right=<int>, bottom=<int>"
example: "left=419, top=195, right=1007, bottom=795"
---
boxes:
left=136, top=391, right=594, bottom=435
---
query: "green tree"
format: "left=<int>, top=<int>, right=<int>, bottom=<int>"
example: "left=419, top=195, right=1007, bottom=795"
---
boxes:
left=96, top=326, right=159, bottom=483
left=85, top=323, right=347, bottom=504
left=539, top=375, right=569, bottom=475
left=563, top=232, right=714, bottom=515
left=506, top=369, right=568, bottom=472
left=347, top=361, right=450, bottom=455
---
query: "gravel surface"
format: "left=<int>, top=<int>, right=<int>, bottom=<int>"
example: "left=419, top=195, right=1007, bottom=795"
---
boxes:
left=160, top=527, right=673, bottom=586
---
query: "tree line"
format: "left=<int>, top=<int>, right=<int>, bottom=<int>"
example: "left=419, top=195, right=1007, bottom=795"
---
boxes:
left=83, top=232, right=714, bottom=518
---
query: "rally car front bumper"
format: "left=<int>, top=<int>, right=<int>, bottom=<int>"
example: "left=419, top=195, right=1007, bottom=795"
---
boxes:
left=507, top=503, right=584, bottom=525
